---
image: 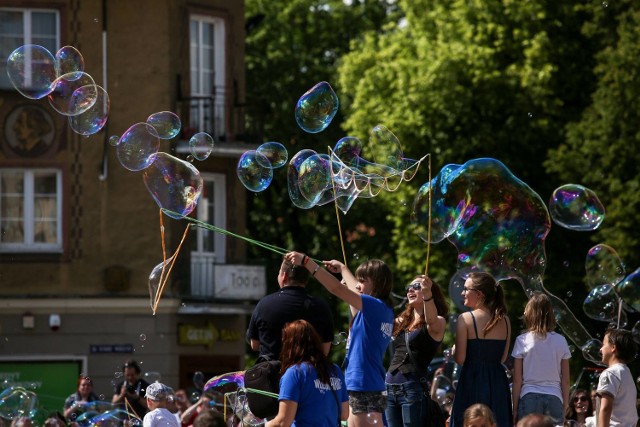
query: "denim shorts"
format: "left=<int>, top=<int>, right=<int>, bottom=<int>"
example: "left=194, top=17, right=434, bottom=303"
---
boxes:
left=518, top=392, right=564, bottom=424
left=349, top=390, right=388, bottom=414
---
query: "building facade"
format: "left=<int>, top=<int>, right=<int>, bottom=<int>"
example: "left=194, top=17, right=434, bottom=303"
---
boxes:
left=0, top=0, right=263, bottom=409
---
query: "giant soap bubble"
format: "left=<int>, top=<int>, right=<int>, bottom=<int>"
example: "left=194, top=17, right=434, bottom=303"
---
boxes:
left=237, top=150, right=273, bottom=192
left=615, top=267, right=640, bottom=312
left=69, top=85, right=109, bottom=135
left=6, top=44, right=57, bottom=99
left=116, top=123, right=161, bottom=171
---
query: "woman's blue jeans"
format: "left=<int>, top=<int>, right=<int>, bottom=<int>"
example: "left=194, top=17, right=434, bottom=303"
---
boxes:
left=518, top=392, right=564, bottom=425
left=385, top=381, right=428, bottom=427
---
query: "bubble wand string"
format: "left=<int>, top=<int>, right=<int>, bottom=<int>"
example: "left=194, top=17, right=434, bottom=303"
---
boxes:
left=329, top=146, right=348, bottom=265
left=424, top=154, right=432, bottom=276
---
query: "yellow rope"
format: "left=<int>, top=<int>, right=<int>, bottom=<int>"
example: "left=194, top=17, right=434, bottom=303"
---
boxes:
left=423, top=154, right=432, bottom=277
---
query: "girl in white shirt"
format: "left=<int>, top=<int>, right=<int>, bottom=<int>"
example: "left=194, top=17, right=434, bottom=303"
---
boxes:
left=511, top=292, right=571, bottom=425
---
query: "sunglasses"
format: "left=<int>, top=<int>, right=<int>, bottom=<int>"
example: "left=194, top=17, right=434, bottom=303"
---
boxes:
left=405, top=282, right=422, bottom=293
left=574, top=396, right=589, bottom=403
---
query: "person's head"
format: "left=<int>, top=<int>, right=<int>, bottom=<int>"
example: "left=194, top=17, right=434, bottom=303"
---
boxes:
left=173, top=389, right=189, bottom=411
left=354, top=259, right=392, bottom=302
left=463, top=404, right=496, bottom=427
left=394, top=275, right=448, bottom=335
left=198, top=392, right=217, bottom=412
left=516, top=413, right=554, bottom=427
left=44, top=412, right=66, bottom=427
left=463, top=272, right=507, bottom=333
left=144, top=382, right=174, bottom=409
left=76, top=375, right=94, bottom=398
left=10, top=417, right=32, bottom=427
left=566, top=388, right=594, bottom=421
left=122, top=359, right=141, bottom=384
left=280, top=319, right=331, bottom=383
left=193, top=410, right=226, bottom=427
left=523, top=292, right=555, bottom=336
left=279, top=257, right=310, bottom=287
left=601, top=328, right=637, bottom=365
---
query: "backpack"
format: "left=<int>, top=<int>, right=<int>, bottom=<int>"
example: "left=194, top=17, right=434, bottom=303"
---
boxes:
left=244, top=360, right=281, bottom=419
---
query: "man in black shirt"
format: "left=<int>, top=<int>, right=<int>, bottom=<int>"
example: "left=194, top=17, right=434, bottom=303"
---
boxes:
left=247, top=257, right=334, bottom=361
left=112, top=359, right=150, bottom=417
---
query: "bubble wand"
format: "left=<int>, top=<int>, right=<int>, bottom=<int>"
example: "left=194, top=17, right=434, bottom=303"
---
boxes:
left=329, top=147, right=348, bottom=265
left=424, top=154, right=432, bottom=276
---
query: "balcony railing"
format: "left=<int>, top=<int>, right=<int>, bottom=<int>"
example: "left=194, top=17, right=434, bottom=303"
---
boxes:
left=189, top=253, right=266, bottom=301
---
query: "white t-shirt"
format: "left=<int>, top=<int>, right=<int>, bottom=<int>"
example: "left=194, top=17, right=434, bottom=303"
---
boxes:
left=143, top=407, right=181, bottom=427
left=511, top=331, right=571, bottom=402
left=596, top=363, right=638, bottom=427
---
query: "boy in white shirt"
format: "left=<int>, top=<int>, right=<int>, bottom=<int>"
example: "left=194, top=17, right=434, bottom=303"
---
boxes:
left=597, top=328, right=638, bottom=427
left=143, top=382, right=180, bottom=427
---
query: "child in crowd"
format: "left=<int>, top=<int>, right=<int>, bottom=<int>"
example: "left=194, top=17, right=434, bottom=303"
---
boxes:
left=143, top=382, right=180, bottom=427
left=511, top=292, right=571, bottom=425
left=596, top=328, right=638, bottom=427
left=286, top=251, right=394, bottom=427
left=463, top=404, right=496, bottom=427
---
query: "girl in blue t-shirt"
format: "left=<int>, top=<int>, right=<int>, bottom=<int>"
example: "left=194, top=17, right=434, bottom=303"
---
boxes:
left=265, top=319, right=348, bottom=427
left=286, top=251, right=394, bottom=427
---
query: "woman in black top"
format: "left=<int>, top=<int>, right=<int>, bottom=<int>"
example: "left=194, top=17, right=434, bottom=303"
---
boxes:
left=385, top=275, right=449, bottom=427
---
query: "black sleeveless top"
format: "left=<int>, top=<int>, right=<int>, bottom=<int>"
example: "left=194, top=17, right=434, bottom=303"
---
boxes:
left=387, top=325, right=441, bottom=379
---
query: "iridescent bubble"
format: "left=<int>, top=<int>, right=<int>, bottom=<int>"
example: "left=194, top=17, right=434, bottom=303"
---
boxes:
left=143, top=152, right=203, bottom=218
left=237, top=150, right=273, bottom=192
left=69, top=85, right=109, bottom=136
left=583, top=284, right=620, bottom=322
left=108, top=135, right=120, bottom=146
left=332, top=332, right=348, bottom=345
left=189, top=132, right=214, bottom=161
left=585, top=244, right=625, bottom=289
left=288, top=150, right=320, bottom=209
left=549, top=184, right=605, bottom=231
left=114, top=371, right=123, bottom=379
left=614, top=267, right=640, bottom=312
left=116, top=123, right=161, bottom=171
left=204, top=372, right=245, bottom=391
left=294, top=81, right=339, bottom=133
left=413, top=158, right=550, bottom=286
left=146, top=111, right=181, bottom=139
left=186, top=155, right=194, bottom=162
left=193, top=371, right=205, bottom=390
left=298, top=153, right=332, bottom=205
left=55, top=45, right=84, bottom=78
left=0, top=386, right=38, bottom=419
left=6, top=44, right=57, bottom=99
left=581, top=339, right=604, bottom=366
left=257, top=142, right=288, bottom=168
left=368, top=125, right=404, bottom=171
left=139, top=334, right=146, bottom=341
left=48, top=71, right=98, bottom=116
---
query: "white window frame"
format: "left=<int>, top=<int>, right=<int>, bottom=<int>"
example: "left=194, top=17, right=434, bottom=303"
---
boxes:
left=194, top=173, right=226, bottom=262
left=0, top=168, right=63, bottom=253
left=189, top=14, right=226, bottom=138
left=0, top=8, right=60, bottom=89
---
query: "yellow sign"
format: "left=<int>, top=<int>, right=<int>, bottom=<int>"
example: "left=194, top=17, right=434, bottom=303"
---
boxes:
left=178, top=323, right=243, bottom=345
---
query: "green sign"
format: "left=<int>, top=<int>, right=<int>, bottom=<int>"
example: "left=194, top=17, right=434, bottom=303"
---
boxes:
left=0, top=360, right=82, bottom=414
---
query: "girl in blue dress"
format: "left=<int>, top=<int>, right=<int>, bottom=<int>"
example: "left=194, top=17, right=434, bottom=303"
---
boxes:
left=451, top=272, right=512, bottom=427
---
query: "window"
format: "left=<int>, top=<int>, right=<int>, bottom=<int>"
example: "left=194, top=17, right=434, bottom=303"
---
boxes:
left=0, top=8, right=60, bottom=90
left=189, top=15, right=226, bottom=140
left=0, top=169, right=63, bottom=252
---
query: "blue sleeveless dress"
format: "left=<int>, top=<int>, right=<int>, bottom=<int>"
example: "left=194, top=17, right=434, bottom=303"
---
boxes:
left=450, top=312, right=512, bottom=427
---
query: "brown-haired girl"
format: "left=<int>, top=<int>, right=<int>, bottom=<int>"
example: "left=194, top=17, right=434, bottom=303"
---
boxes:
left=451, top=272, right=512, bottom=427
left=285, top=252, right=394, bottom=427
left=385, top=275, right=448, bottom=427
left=512, top=292, right=571, bottom=425
left=266, top=320, right=348, bottom=427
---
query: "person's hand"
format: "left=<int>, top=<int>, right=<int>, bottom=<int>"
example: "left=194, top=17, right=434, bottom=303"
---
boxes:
left=285, top=251, right=305, bottom=266
left=323, top=259, right=344, bottom=274
left=421, top=276, right=433, bottom=292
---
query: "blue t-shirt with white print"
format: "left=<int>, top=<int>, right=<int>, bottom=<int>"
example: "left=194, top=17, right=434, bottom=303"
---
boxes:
left=344, top=294, right=394, bottom=391
left=278, top=362, right=348, bottom=427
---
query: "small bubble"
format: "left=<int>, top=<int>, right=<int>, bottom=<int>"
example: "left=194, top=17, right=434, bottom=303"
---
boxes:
left=141, top=344, right=145, bottom=349
left=114, top=372, right=123, bottom=378
left=366, top=413, right=379, bottom=425
left=93, top=18, right=99, bottom=23
left=353, top=253, right=359, bottom=260
left=108, top=135, right=120, bottom=146
left=140, top=334, right=147, bottom=341
left=602, top=1, right=608, bottom=7
left=566, top=291, right=573, bottom=297
left=99, top=394, right=105, bottom=400
left=527, top=112, right=533, bottom=118
left=186, top=155, right=195, bottom=163
left=563, top=260, right=570, bottom=268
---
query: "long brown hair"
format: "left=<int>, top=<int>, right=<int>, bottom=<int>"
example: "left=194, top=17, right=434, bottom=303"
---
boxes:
left=523, top=292, right=554, bottom=336
left=565, top=388, right=594, bottom=421
left=354, top=259, right=393, bottom=307
left=280, top=320, right=332, bottom=384
left=393, top=276, right=449, bottom=336
left=468, top=272, right=507, bottom=334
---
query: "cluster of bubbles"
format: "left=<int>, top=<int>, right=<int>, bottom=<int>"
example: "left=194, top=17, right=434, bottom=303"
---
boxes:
left=236, top=82, right=425, bottom=214
left=7, top=45, right=109, bottom=136
left=410, top=157, right=640, bottom=365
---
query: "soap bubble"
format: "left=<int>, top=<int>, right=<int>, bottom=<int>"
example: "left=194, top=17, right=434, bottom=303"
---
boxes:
left=204, top=372, right=245, bottom=391
left=68, top=85, right=109, bottom=135
left=365, top=413, right=380, bottom=425
left=189, top=132, right=214, bottom=161
left=257, top=142, right=288, bottom=168
left=549, top=184, right=605, bottom=231
left=237, top=150, right=273, bottom=192
left=585, top=244, right=625, bottom=289
left=298, top=153, right=332, bottom=205
left=143, top=152, right=203, bottom=218
left=332, top=332, right=348, bottom=345
left=146, top=111, right=181, bottom=139
left=294, top=81, right=339, bottom=133
left=614, top=267, right=640, bottom=312
left=148, top=255, right=175, bottom=309
left=108, top=135, right=120, bottom=146
left=144, top=372, right=161, bottom=383
left=48, top=71, right=98, bottom=116
left=55, top=45, right=84, bottom=78
left=0, top=386, right=38, bottom=419
left=583, top=284, right=621, bottom=322
left=581, top=339, right=604, bottom=366
left=116, top=123, right=161, bottom=171
left=6, top=44, right=57, bottom=99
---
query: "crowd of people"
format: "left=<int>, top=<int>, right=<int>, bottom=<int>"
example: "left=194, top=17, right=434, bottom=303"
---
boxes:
left=246, top=252, right=639, bottom=427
